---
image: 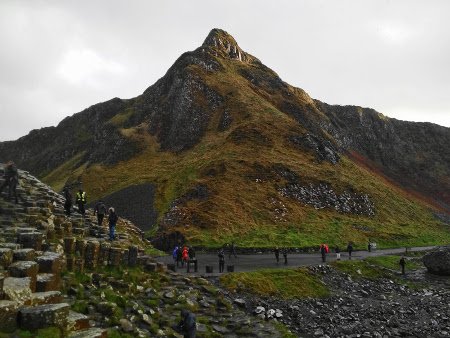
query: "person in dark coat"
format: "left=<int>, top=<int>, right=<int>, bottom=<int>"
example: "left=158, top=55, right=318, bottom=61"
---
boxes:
left=0, top=161, right=19, bottom=203
left=399, top=257, right=406, bottom=275
left=63, top=187, right=72, bottom=216
left=283, top=248, right=288, bottom=265
left=347, top=243, right=353, bottom=259
left=274, top=247, right=280, bottom=264
left=178, top=309, right=196, bottom=338
left=94, top=200, right=107, bottom=226
left=229, top=242, right=237, bottom=259
left=218, top=248, right=225, bottom=273
left=108, top=207, right=118, bottom=241
left=320, top=244, right=327, bottom=263
left=176, top=247, right=182, bottom=267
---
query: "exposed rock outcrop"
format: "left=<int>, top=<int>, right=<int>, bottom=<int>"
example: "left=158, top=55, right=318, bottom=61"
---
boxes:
left=423, top=246, right=450, bottom=275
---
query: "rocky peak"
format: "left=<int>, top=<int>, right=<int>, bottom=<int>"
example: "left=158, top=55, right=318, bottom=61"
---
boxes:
left=202, top=28, right=253, bottom=62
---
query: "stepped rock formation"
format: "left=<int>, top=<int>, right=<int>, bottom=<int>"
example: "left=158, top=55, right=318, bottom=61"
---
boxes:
left=0, top=28, right=449, bottom=247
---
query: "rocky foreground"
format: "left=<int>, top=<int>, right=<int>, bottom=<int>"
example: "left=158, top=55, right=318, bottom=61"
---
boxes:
left=0, top=166, right=287, bottom=337
left=215, top=264, right=450, bottom=338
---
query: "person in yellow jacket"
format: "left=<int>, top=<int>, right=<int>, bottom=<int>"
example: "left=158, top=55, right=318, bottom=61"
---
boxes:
left=75, top=189, right=87, bottom=217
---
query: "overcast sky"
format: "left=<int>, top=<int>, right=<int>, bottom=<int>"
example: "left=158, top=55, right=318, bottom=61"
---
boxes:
left=1, top=0, right=449, bottom=141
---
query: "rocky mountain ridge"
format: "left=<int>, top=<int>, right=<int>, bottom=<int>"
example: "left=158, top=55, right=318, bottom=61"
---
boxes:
left=0, top=28, right=448, bottom=247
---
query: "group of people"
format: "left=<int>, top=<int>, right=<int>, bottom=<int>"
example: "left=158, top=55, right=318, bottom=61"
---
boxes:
left=63, top=186, right=118, bottom=241
left=0, top=161, right=19, bottom=204
left=172, top=245, right=196, bottom=268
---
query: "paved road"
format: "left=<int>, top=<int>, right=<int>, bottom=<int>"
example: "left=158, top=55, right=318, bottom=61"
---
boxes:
left=156, top=246, right=435, bottom=276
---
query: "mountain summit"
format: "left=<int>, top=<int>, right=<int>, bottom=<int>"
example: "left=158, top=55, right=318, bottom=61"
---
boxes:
left=0, top=29, right=449, bottom=248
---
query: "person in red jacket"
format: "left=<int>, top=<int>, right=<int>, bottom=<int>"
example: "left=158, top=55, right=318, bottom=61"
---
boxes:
left=182, top=246, right=189, bottom=267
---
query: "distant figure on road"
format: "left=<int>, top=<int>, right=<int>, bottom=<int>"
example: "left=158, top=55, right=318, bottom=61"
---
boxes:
left=283, top=248, right=288, bottom=265
left=347, top=243, right=353, bottom=259
left=229, top=242, right=237, bottom=259
left=182, top=246, right=189, bottom=267
left=76, top=189, right=87, bottom=217
left=335, top=246, right=341, bottom=261
left=188, top=247, right=196, bottom=260
left=368, top=241, right=372, bottom=252
left=63, top=187, right=72, bottom=216
left=176, top=247, right=182, bottom=267
left=399, top=257, right=406, bottom=275
left=274, top=247, right=280, bottom=264
left=178, top=309, right=196, bottom=338
left=0, top=161, right=19, bottom=204
left=320, top=244, right=328, bottom=263
left=108, top=207, right=118, bottom=241
left=173, top=246, right=179, bottom=265
left=218, top=248, right=225, bottom=273
left=94, top=200, right=107, bottom=226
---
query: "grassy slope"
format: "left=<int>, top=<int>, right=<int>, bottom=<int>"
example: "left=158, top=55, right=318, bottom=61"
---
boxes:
left=42, top=57, right=450, bottom=249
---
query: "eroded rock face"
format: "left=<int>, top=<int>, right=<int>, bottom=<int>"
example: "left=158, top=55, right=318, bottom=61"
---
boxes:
left=423, top=247, right=450, bottom=275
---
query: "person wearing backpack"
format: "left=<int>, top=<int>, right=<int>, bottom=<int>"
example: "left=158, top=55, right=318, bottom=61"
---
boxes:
left=178, top=309, right=196, bottom=337
left=320, top=244, right=327, bottom=263
left=76, top=189, right=87, bottom=217
left=94, top=200, right=107, bottom=226
left=63, top=187, right=72, bottom=216
left=108, top=207, right=118, bottom=241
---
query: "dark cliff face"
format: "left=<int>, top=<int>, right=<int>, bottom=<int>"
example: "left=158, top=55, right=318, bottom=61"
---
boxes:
left=315, top=100, right=450, bottom=210
left=0, top=98, right=139, bottom=175
left=0, top=28, right=448, bottom=213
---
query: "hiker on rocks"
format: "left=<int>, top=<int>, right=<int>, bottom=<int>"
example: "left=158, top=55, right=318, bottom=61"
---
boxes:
left=335, top=246, right=341, bottom=261
left=182, top=246, right=189, bottom=267
left=63, top=187, right=72, bottom=216
left=218, top=248, right=225, bottom=273
left=283, top=248, right=288, bottom=265
left=229, top=242, right=237, bottom=259
left=0, top=161, right=19, bottom=204
left=94, top=200, right=107, bottom=226
left=274, top=247, right=280, bottom=264
left=178, top=309, right=196, bottom=338
left=320, top=244, right=328, bottom=263
left=75, top=189, right=87, bottom=217
left=108, top=207, right=118, bottom=241
left=399, top=257, right=406, bottom=275
left=347, top=242, right=353, bottom=259
left=176, top=246, right=183, bottom=267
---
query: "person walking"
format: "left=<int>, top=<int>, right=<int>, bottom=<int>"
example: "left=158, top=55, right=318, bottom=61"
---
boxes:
left=94, top=200, right=107, bottom=226
left=320, top=244, right=327, bottom=263
left=283, top=248, right=288, bottom=265
left=173, top=246, right=179, bottom=265
left=176, top=246, right=182, bottom=267
left=218, top=248, right=225, bottom=273
left=75, top=189, right=87, bottom=217
left=229, top=242, right=237, bottom=259
left=335, top=246, right=341, bottom=261
left=274, top=247, right=280, bottom=264
left=399, top=257, right=406, bottom=275
left=182, top=246, right=189, bottom=267
left=108, top=207, right=118, bottom=241
left=178, top=309, right=196, bottom=338
left=368, top=241, right=372, bottom=252
left=0, top=161, right=19, bottom=203
left=63, top=187, right=72, bottom=216
left=347, top=242, right=353, bottom=259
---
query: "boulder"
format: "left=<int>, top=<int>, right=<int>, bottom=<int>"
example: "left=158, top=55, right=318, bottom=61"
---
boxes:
left=423, top=247, right=450, bottom=275
left=0, top=248, right=13, bottom=268
left=9, top=261, right=39, bottom=292
left=0, top=300, right=19, bottom=332
left=36, top=252, right=64, bottom=274
left=19, top=303, right=70, bottom=330
left=13, top=248, right=36, bottom=261
left=67, top=310, right=90, bottom=331
left=3, top=277, right=32, bottom=304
